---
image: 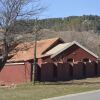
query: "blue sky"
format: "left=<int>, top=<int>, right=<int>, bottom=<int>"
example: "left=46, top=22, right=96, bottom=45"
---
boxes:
left=40, top=0, right=100, bottom=18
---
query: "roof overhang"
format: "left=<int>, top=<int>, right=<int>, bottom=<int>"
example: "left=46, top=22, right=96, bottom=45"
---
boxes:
left=51, top=41, right=99, bottom=59
left=42, top=38, right=64, bottom=54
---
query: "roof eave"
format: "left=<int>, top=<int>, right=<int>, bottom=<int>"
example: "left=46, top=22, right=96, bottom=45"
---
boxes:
left=42, top=38, right=64, bottom=54
left=51, top=41, right=99, bottom=59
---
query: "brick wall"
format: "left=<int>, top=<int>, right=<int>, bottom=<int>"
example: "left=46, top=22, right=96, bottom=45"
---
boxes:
left=0, top=61, right=32, bottom=85
left=0, top=61, right=100, bottom=84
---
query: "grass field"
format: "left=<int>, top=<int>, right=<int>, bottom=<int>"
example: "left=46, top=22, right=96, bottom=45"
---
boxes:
left=1, top=78, right=100, bottom=100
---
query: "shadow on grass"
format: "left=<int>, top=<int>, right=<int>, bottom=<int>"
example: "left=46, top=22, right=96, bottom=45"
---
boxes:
left=34, top=78, right=100, bottom=86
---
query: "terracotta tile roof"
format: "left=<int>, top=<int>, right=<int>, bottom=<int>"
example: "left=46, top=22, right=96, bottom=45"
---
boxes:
left=8, top=38, right=61, bottom=62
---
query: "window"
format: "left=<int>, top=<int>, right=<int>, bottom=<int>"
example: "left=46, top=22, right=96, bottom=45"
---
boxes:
left=83, top=58, right=89, bottom=62
left=67, top=58, right=74, bottom=63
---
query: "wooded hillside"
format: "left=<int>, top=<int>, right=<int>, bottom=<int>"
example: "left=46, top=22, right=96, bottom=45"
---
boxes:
left=15, top=15, right=100, bottom=34
left=1, top=15, right=99, bottom=58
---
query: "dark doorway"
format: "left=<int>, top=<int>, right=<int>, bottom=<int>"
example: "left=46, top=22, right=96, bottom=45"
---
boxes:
left=69, top=64, right=73, bottom=79
left=83, top=58, right=89, bottom=62
left=53, top=64, right=57, bottom=81
left=83, top=63, right=86, bottom=78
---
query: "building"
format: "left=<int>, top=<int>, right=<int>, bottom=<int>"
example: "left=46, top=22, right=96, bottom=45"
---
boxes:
left=0, top=38, right=64, bottom=84
left=40, top=41, right=98, bottom=64
left=8, top=38, right=64, bottom=62
left=0, top=38, right=99, bottom=84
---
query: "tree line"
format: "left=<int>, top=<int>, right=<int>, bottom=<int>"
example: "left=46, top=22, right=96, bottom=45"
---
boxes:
left=14, top=15, right=100, bottom=34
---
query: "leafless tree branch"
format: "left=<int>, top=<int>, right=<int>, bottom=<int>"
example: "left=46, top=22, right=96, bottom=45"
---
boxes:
left=0, top=0, right=44, bottom=61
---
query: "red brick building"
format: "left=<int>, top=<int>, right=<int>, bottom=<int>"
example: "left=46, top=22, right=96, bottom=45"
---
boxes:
left=8, top=38, right=64, bottom=62
left=40, top=41, right=98, bottom=64
left=0, top=38, right=64, bottom=84
left=0, top=38, right=99, bottom=84
left=8, top=38, right=98, bottom=64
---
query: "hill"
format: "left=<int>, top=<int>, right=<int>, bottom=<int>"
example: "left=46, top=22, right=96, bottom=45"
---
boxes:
left=1, top=15, right=99, bottom=57
left=14, top=15, right=100, bottom=35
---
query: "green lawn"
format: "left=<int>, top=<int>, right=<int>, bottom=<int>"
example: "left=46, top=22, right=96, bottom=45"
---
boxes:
left=0, top=82, right=100, bottom=100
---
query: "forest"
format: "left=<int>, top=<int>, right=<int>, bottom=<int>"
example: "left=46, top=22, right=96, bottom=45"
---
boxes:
left=14, top=15, right=100, bottom=34
left=2, top=15, right=99, bottom=57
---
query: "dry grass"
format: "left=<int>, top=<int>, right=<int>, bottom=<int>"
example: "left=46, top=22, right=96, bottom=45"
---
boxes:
left=1, top=77, right=100, bottom=100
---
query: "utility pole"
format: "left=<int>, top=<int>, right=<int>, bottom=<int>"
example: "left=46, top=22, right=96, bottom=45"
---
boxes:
left=32, top=18, right=41, bottom=84
left=33, top=18, right=38, bottom=84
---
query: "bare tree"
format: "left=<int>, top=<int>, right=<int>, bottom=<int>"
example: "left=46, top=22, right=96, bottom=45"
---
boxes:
left=0, top=0, right=44, bottom=62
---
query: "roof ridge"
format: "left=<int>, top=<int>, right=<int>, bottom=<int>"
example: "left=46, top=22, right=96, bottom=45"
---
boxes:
left=51, top=41, right=98, bottom=58
left=37, top=37, right=60, bottom=42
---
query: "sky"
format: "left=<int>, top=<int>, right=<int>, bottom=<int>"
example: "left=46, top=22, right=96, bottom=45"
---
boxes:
left=40, top=0, right=100, bottom=19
